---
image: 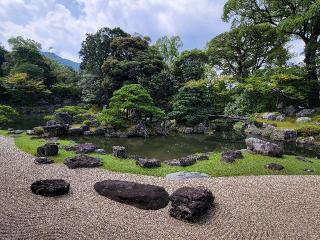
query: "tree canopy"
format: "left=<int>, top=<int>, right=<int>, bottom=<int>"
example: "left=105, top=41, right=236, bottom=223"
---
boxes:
left=207, top=24, right=289, bottom=80
left=223, top=0, right=320, bottom=107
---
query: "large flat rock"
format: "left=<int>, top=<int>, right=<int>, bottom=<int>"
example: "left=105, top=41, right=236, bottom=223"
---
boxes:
left=94, top=180, right=169, bottom=210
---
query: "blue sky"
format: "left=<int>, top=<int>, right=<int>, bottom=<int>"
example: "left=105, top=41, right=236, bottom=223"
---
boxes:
left=0, top=0, right=304, bottom=63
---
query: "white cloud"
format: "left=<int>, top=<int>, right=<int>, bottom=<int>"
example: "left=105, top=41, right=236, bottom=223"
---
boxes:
left=0, top=0, right=228, bottom=62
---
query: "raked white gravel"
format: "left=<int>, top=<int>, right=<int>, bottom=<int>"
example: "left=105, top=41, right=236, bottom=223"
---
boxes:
left=1, top=135, right=320, bottom=239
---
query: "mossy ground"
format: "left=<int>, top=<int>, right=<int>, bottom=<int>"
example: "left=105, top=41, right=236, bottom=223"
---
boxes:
left=1, top=130, right=319, bottom=177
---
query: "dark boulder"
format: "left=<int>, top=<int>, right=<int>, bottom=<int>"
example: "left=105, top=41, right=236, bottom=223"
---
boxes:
left=221, top=150, right=243, bottom=163
left=64, top=155, right=102, bottom=169
left=136, top=158, right=161, bottom=168
left=30, top=179, right=70, bottom=197
left=246, top=138, right=283, bottom=157
left=80, top=125, right=90, bottom=132
left=94, top=180, right=169, bottom=210
left=169, top=187, right=214, bottom=222
left=93, top=127, right=105, bottom=136
left=43, top=124, right=68, bottom=137
left=37, top=143, right=59, bottom=157
left=165, top=156, right=196, bottom=167
left=112, top=146, right=127, bottom=159
left=54, top=112, right=72, bottom=125
left=265, top=163, right=284, bottom=171
left=75, top=143, right=96, bottom=154
left=68, top=128, right=83, bottom=136
left=34, top=157, right=54, bottom=164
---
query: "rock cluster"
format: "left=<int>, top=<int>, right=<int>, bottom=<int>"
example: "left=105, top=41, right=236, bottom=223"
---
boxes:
left=165, top=153, right=210, bottom=167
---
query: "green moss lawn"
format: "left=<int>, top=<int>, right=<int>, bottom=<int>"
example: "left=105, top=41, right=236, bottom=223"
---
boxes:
left=0, top=130, right=319, bottom=177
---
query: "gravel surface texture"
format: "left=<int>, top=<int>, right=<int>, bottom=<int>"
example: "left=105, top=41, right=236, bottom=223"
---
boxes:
left=1, top=135, right=320, bottom=240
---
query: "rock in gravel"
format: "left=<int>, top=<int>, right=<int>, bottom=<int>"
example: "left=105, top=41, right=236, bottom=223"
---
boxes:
left=34, top=157, right=54, bottom=164
left=112, top=146, right=127, bottom=159
left=166, top=172, right=209, bottom=180
left=169, top=187, right=214, bottom=222
left=75, top=143, right=97, bottom=154
left=37, top=143, right=59, bottom=157
left=221, top=150, right=243, bottom=163
left=136, top=158, right=161, bottom=168
left=246, top=138, right=283, bottom=157
left=64, top=155, right=102, bottom=169
left=94, top=180, right=169, bottom=210
left=265, top=163, right=284, bottom=171
left=30, top=179, right=70, bottom=197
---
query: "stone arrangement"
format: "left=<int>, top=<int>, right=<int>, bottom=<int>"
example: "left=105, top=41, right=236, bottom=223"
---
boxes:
left=30, top=179, right=70, bottom=197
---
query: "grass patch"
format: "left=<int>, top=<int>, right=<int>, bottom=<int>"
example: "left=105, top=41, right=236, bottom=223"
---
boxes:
left=1, top=130, right=320, bottom=177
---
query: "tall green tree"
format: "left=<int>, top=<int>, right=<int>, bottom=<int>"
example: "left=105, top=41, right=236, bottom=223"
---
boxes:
left=173, top=49, right=208, bottom=84
left=0, top=44, right=8, bottom=77
left=8, top=36, right=55, bottom=87
left=101, top=36, right=164, bottom=101
left=223, top=0, right=320, bottom=107
left=154, top=36, right=183, bottom=65
left=170, top=80, right=212, bottom=125
left=207, top=24, right=289, bottom=80
left=79, top=27, right=129, bottom=75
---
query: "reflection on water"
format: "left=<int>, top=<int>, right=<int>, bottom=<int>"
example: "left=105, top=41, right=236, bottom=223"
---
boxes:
left=70, top=134, right=246, bottom=160
left=6, top=114, right=46, bottom=130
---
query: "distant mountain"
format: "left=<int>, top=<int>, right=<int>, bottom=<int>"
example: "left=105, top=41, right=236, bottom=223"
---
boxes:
left=41, top=52, right=80, bottom=71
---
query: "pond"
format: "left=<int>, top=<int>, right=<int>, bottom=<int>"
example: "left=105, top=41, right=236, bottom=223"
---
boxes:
left=6, top=114, right=46, bottom=130
left=71, top=134, right=246, bottom=160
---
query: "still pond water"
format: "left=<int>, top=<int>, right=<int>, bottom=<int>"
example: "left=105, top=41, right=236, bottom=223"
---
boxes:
left=71, top=134, right=246, bottom=160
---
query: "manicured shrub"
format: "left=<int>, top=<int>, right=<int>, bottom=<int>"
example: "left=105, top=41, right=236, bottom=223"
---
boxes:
left=33, top=126, right=44, bottom=135
left=83, top=120, right=91, bottom=126
left=44, top=115, right=54, bottom=121
left=297, top=125, right=320, bottom=137
left=0, top=105, right=19, bottom=125
left=55, top=105, right=88, bottom=117
left=73, top=113, right=87, bottom=124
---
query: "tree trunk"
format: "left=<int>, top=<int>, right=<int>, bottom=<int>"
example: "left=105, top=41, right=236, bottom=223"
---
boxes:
left=304, top=38, right=319, bottom=108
